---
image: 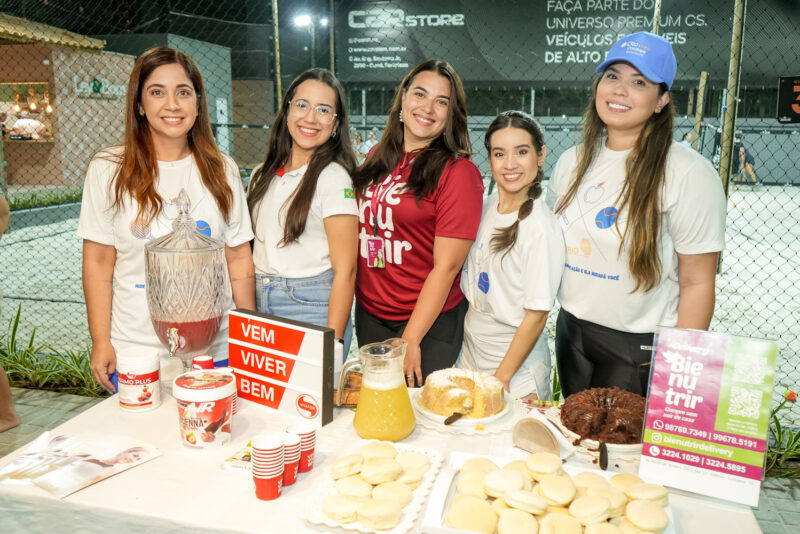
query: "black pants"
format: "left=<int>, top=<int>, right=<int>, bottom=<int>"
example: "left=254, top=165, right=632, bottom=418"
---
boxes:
left=555, top=308, right=655, bottom=398
left=354, top=299, right=468, bottom=386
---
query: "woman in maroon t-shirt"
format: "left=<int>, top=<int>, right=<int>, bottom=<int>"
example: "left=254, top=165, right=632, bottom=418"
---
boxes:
left=351, top=60, right=484, bottom=386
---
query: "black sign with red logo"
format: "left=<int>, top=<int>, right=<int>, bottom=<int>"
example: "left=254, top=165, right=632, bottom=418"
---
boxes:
left=777, top=76, right=800, bottom=124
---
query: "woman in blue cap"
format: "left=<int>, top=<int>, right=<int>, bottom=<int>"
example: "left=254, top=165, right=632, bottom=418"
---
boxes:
left=548, top=32, right=727, bottom=397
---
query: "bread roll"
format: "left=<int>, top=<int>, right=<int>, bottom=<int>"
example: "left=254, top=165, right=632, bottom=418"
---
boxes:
left=446, top=495, right=498, bottom=534
left=357, top=498, right=403, bottom=530
left=361, top=456, right=403, bottom=485
left=322, top=493, right=359, bottom=523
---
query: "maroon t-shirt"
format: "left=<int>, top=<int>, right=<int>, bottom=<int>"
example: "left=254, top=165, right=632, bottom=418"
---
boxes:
left=356, top=153, right=484, bottom=321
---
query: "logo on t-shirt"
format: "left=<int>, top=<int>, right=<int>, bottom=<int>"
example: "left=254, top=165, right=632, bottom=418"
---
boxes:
left=580, top=238, right=592, bottom=257
left=344, top=188, right=355, bottom=199
left=195, top=220, right=212, bottom=236
left=129, top=219, right=152, bottom=240
left=595, top=206, right=618, bottom=229
left=477, top=272, right=490, bottom=294
left=583, top=182, right=605, bottom=204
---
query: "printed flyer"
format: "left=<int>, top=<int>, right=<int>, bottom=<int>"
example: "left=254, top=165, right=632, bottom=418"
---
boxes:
left=0, top=431, right=161, bottom=498
left=639, top=327, right=778, bottom=507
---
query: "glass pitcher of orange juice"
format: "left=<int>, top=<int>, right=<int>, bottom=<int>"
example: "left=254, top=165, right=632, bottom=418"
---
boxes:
left=351, top=338, right=416, bottom=442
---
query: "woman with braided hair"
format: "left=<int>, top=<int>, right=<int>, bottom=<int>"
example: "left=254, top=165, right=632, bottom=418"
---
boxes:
left=457, top=111, right=564, bottom=400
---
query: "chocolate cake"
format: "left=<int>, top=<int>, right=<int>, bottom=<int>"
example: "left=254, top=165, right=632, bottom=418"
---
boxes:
left=560, top=387, right=645, bottom=444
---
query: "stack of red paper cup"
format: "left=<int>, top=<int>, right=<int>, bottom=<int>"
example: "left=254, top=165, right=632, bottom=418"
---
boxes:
left=251, top=434, right=284, bottom=500
left=287, top=421, right=316, bottom=473
left=192, top=355, right=214, bottom=370
left=282, top=433, right=302, bottom=486
left=216, top=366, right=238, bottom=415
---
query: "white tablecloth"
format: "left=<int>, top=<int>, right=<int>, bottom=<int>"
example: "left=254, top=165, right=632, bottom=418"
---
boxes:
left=0, top=394, right=762, bottom=533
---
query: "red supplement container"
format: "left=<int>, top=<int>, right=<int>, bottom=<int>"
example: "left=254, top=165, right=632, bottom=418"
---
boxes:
left=116, top=347, right=161, bottom=412
left=173, top=370, right=235, bottom=449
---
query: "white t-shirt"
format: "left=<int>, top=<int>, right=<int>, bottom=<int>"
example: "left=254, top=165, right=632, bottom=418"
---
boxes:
left=458, top=194, right=565, bottom=398
left=549, top=141, right=726, bottom=333
left=77, top=147, right=254, bottom=358
left=251, top=162, right=358, bottom=278
left=461, top=194, right=565, bottom=323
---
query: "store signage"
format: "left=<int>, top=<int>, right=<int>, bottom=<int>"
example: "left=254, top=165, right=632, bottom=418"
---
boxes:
left=73, top=75, right=126, bottom=100
left=777, top=76, right=800, bottom=123
left=228, top=309, right=334, bottom=426
left=638, top=327, right=778, bottom=507
left=336, top=0, right=799, bottom=85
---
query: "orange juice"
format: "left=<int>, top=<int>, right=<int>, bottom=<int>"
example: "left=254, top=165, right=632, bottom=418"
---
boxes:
left=353, top=383, right=416, bottom=442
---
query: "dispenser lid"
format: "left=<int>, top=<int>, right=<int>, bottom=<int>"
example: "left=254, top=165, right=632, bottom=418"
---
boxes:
left=144, top=189, right=224, bottom=253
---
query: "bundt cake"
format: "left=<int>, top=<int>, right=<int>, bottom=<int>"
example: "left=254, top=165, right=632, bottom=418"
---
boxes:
left=419, top=369, right=504, bottom=418
left=560, top=387, right=645, bottom=444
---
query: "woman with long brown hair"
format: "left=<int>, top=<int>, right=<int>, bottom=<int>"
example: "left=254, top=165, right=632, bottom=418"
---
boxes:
left=247, top=68, right=358, bottom=356
left=352, top=60, right=484, bottom=386
left=549, top=32, right=726, bottom=397
left=78, top=47, right=255, bottom=393
left=458, top=111, right=564, bottom=400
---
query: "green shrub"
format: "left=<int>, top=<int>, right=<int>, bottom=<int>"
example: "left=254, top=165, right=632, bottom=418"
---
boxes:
left=8, top=188, right=83, bottom=211
left=0, top=304, right=106, bottom=398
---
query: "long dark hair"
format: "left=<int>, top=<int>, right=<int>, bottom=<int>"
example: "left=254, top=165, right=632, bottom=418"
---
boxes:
left=485, top=111, right=546, bottom=261
left=556, top=74, right=673, bottom=292
left=109, top=46, right=232, bottom=224
left=246, top=68, right=355, bottom=245
left=351, top=60, right=471, bottom=199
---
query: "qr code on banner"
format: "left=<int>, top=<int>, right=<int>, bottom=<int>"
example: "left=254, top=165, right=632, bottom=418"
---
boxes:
left=728, top=386, right=761, bottom=419
left=732, top=353, right=767, bottom=385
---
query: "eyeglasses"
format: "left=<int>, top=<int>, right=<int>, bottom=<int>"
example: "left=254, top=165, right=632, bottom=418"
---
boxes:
left=288, top=99, right=337, bottom=124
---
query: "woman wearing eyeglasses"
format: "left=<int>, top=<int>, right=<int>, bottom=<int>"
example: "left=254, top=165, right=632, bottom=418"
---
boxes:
left=247, top=68, right=358, bottom=355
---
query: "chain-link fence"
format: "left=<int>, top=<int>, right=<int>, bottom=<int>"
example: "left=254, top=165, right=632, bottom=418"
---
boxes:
left=0, top=1, right=798, bottom=422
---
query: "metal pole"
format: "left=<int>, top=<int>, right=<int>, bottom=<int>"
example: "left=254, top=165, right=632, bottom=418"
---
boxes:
left=719, top=0, right=746, bottom=194
left=652, top=0, right=662, bottom=34
left=530, top=89, right=535, bottom=117
left=717, top=0, right=746, bottom=273
left=361, top=89, right=367, bottom=128
left=272, top=0, right=282, bottom=108
left=692, top=72, right=708, bottom=151
left=310, top=23, right=316, bottom=68
left=0, top=135, right=7, bottom=199
left=329, top=0, right=335, bottom=73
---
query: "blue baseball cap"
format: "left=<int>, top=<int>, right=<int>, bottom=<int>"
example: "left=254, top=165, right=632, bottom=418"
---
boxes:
left=596, top=32, right=677, bottom=89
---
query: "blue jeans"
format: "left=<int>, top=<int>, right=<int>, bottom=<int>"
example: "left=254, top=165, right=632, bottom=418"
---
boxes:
left=255, top=269, right=352, bottom=361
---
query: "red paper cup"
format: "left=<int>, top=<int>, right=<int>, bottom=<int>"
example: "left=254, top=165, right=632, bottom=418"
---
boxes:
left=252, top=458, right=283, bottom=465
left=252, top=451, right=283, bottom=460
left=253, top=457, right=282, bottom=464
left=252, top=453, right=283, bottom=461
left=282, top=460, right=299, bottom=486
left=253, top=467, right=284, bottom=477
left=252, top=450, right=283, bottom=460
left=252, top=459, right=283, bottom=468
left=299, top=448, right=315, bottom=473
left=284, top=433, right=301, bottom=447
left=253, top=473, right=282, bottom=500
left=252, top=435, right=284, bottom=464
left=252, top=462, right=284, bottom=473
left=284, top=446, right=301, bottom=461
left=253, top=434, right=284, bottom=449
left=192, top=355, right=214, bottom=370
left=287, top=421, right=316, bottom=438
